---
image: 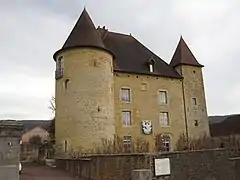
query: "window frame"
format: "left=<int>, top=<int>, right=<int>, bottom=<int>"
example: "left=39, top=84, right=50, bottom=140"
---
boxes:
left=57, top=56, right=64, bottom=70
left=64, top=79, right=70, bottom=90
left=149, top=64, right=154, bottom=72
left=158, top=90, right=168, bottom=105
left=159, top=112, right=170, bottom=127
left=121, top=110, right=132, bottom=127
left=64, top=140, right=68, bottom=152
left=120, top=87, right=131, bottom=103
left=194, top=120, right=199, bottom=127
left=192, top=97, right=197, bottom=106
left=123, top=135, right=132, bottom=153
left=162, top=134, right=171, bottom=152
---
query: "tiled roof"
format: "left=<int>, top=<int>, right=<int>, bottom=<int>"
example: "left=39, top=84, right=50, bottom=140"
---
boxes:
left=98, top=29, right=182, bottom=78
left=170, top=36, right=203, bottom=67
left=53, top=8, right=113, bottom=60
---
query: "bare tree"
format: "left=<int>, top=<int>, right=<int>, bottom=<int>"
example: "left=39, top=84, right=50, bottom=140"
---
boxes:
left=49, top=96, right=56, bottom=112
left=48, top=96, right=55, bottom=144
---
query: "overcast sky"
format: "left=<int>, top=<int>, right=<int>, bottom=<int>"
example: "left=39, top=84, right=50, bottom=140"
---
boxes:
left=0, top=0, right=239, bottom=120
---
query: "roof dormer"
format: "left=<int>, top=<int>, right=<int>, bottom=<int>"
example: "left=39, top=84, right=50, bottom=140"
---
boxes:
left=147, top=58, right=156, bottom=73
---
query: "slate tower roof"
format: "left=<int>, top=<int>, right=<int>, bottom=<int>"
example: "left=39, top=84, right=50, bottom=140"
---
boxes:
left=53, top=8, right=113, bottom=60
left=170, top=36, right=204, bottom=67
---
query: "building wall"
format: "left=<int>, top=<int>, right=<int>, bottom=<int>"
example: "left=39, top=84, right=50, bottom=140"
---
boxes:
left=55, top=52, right=210, bottom=154
left=55, top=48, right=115, bottom=154
left=178, top=65, right=210, bottom=138
left=114, top=73, right=186, bottom=150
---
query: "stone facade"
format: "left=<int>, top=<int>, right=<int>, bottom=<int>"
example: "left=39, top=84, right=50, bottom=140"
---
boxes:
left=175, top=65, right=210, bottom=139
left=54, top=8, right=210, bottom=155
left=114, top=73, right=186, bottom=150
left=55, top=48, right=115, bottom=153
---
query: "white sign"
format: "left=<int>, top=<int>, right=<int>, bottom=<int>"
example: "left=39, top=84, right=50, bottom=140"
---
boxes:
left=141, top=120, right=152, bottom=135
left=154, top=158, right=170, bottom=176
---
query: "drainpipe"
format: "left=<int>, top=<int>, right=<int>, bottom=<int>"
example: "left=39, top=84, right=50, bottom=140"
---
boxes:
left=180, top=66, right=189, bottom=147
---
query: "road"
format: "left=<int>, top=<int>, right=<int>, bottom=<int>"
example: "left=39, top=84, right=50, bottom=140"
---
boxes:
left=20, top=164, right=76, bottom=180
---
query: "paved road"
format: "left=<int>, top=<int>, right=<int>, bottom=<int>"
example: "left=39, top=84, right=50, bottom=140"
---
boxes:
left=20, top=164, right=76, bottom=180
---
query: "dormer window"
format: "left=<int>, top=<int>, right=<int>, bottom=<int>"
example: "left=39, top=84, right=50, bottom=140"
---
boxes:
left=147, top=58, right=155, bottom=73
left=149, top=64, right=153, bottom=72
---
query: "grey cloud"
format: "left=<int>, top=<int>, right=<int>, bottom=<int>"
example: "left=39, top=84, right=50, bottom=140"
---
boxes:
left=0, top=0, right=239, bottom=119
left=0, top=93, right=53, bottom=120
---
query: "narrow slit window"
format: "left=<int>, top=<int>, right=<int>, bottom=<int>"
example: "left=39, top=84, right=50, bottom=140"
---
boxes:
left=65, top=79, right=70, bottom=90
left=192, top=98, right=197, bottom=105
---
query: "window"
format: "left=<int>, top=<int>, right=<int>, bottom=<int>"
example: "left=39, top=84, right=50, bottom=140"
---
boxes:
left=65, top=79, right=70, bottom=90
left=120, top=88, right=131, bottom=103
left=159, top=91, right=168, bottom=104
left=64, top=140, right=68, bottom=152
left=148, top=58, right=155, bottom=73
left=194, top=120, right=199, bottom=127
left=123, top=136, right=131, bottom=153
left=57, top=56, right=63, bottom=70
left=162, top=135, right=171, bottom=152
left=149, top=64, right=154, bottom=72
left=192, top=97, right=197, bottom=105
left=159, top=112, right=170, bottom=126
left=122, top=111, right=131, bottom=126
left=56, top=56, right=64, bottom=79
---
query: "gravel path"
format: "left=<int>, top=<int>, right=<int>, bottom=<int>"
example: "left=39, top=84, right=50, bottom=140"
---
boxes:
left=20, top=164, right=77, bottom=180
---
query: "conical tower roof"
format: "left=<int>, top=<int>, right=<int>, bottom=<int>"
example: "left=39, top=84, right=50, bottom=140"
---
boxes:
left=170, top=36, right=203, bottom=67
left=53, top=8, right=113, bottom=60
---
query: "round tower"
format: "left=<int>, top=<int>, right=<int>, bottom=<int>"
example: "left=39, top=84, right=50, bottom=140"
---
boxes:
left=53, top=8, right=115, bottom=155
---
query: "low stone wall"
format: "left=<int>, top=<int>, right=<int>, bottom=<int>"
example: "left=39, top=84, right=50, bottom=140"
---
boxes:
left=56, top=149, right=239, bottom=180
left=56, top=153, right=151, bottom=180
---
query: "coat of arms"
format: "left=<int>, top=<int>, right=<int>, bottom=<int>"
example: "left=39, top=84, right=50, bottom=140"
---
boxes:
left=141, top=120, right=152, bottom=135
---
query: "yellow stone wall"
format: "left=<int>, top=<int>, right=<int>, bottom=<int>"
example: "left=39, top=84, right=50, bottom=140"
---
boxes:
left=55, top=48, right=209, bottom=153
left=55, top=48, right=115, bottom=153
left=176, top=65, right=210, bottom=139
left=114, top=73, right=186, bottom=150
